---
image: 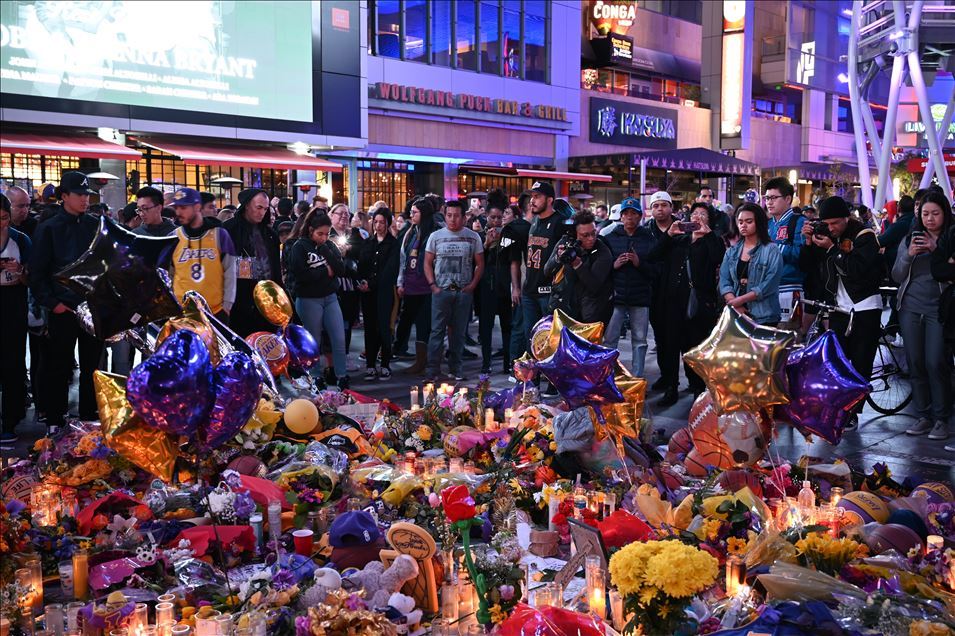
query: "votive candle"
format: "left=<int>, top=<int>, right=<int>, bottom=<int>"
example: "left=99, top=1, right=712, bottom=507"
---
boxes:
left=71, top=550, right=89, bottom=601
left=155, top=602, right=175, bottom=626
left=423, top=383, right=434, bottom=403
left=410, top=386, right=419, bottom=409
left=725, top=555, right=746, bottom=596
left=926, top=535, right=944, bottom=551
left=829, top=487, right=844, bottom=506
left=25, top=556, right=43, bottom=612
left=484, top=408, right=495, bottom=431
left=44, top=603, right=64, bottom=636
left=585, top=556, right=606, bottom=619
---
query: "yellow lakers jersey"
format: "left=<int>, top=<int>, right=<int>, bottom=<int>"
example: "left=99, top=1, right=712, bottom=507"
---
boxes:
left=171, top=227, right=226, bottom=313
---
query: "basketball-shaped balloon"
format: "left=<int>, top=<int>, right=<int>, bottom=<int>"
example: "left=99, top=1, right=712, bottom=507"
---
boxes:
left=443, top=425, right=483, bottom=458
left=245, top=331, right=290, bottom=377
left=911, top=482, right=954, bottom=504
left=666, top=427, right=694, bottom=463
left=717, top=469, right=764, bottom=498
left=683, top=449, right=710, bottom=478
left=690, top=393, right=732, bottom=469
left=866, top=523, right=922, bottom=556
left=886, top=509, right=929, bottom=540
left=284, top=398, right=320, bottom=435
left=657, top=464, right=685, bottom=491
left=838, top=491, right=890, bottom=526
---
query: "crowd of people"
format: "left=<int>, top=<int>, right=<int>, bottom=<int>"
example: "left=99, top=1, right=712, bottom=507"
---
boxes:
left=1, top=172, right=953, bottom=449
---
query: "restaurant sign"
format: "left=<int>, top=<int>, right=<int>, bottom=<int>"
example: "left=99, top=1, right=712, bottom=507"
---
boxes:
left=589, top=97, right=678, bottom=149
left=371, top=82, right=569, bottom=122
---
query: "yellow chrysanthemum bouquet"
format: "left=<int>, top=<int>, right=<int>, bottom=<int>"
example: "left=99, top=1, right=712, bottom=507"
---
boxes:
left=609, top=539, right=719, bottom=635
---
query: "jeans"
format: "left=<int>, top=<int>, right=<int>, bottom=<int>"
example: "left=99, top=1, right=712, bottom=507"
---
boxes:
left=47, top=311, right=105, bottom=426
left=604, top=305, right=649, bottom=377
left=296, top=294, right=347, bottom=379
left=394, top=293, right=432, bottom=350
left=899, top=309, right=953, bottom=421
left=428, top=289, right=474, bottom=375
left=508, top=301, right=526, bottom=365
left=479, top=288, right=512, bottom=371
left=520, top=293, right=551, bottom=352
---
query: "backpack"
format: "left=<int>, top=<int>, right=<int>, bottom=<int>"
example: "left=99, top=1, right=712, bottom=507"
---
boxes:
left=782, top=210, right=803, bottom=246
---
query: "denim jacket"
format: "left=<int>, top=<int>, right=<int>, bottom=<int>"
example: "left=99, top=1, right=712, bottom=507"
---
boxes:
left=719, top=241, right=784, bottom=324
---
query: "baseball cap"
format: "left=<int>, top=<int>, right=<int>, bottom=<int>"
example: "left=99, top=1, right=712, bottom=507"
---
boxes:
left=169, top=187, right=202, bottom=206
left=818, top=196, right=850, bottom=220
left=329, top=511, right=380, bottom=547
left=619, top=197, right=642, bottom=214
left=60, top=171, right=95, bottom=195
left=530, top=181, right=555, bottom=199
left=743, top=189, right=760, bottom=204
left=608, top=203, right=622, bottom=221
left=648, top=191, right=672, bottom=206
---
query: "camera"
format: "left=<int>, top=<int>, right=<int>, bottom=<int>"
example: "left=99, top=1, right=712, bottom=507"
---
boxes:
left=811, top=221, right=832, bottom=238
left=559, top=238, right=582, bottom=264
left=678, top=221, right=700, bottom=233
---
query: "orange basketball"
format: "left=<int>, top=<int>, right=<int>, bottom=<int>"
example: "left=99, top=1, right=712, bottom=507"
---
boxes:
left=666, top=427, right=694, bottom=463
left=684, top=449, right=710, bottom=477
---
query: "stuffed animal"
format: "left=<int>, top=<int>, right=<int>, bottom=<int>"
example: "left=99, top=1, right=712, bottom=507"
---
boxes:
left=346, top=554, right=420, bottom=608
left=387, top=593, right=423, bottom=634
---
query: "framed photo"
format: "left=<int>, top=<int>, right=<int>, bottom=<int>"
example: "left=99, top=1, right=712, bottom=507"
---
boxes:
left=567, top=518, right=609, bottom=571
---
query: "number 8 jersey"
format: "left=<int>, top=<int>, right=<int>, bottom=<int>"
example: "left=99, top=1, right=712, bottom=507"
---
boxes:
left=169, top=225, right=238, bottom=315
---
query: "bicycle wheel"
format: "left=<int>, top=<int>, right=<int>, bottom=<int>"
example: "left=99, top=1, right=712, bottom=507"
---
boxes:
left=865, top=336, right=912, bottom=415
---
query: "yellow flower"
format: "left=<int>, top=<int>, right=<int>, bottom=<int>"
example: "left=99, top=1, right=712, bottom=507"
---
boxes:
left=638, top=586, right=659, bottom=606
left=642, top=542, right=719, bottom=598
left=727, top=537, right=749, bottom=556
left=610, top=541, right=665, bottom=597
left=416, top=425, right=433, bottom=441
left=489, top=604, right=508, bottom=624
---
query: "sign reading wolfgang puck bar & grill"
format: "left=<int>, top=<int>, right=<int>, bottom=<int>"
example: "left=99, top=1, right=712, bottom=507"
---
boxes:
left=589, top=97, right=678, bottom=149
left=371, top=82, right=569, bottom=122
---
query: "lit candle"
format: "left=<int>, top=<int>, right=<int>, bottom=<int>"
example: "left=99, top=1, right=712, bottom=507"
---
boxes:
left=926, top=535, right=944, bottom=551
left=155, top=602, right=175, bottom=626
left=504, top=408, right=513, bottom=427
left=130, top=602, right=148, bottom=633
left=484, top=408, right=495, bottom=431
left=410, top=386, right=419, bottom=409
left=585, top=556, right=606, bottom=619
left=725, top=555, right=746, bottom=596
left=15, top=568, right=33, bottom=612
left=71, top=549, right=89, bottom=601
left=25, top=555, right=42, bottom=612
left=603, top=492, right=617, bottom=518
left=423, top=383, right=434, bottom=403
left=829, top=487, right=844, bottom=507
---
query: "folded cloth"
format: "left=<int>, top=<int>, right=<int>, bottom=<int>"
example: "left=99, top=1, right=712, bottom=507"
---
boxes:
left=552, top=407, right=595, bottom=454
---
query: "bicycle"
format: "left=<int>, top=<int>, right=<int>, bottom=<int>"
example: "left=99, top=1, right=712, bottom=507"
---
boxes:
left=799, top=297, right=912, bottom=415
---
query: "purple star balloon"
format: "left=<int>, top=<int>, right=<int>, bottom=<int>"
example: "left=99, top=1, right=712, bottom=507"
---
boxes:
left=536, top=327, right=623, bottom=409
left=780, top=331, right=871, bottom=445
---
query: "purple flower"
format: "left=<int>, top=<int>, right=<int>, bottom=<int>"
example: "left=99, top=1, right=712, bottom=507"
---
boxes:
left=233, top=493, right=256, bottom=520
left=344, top=593, right=367, bottom=611
left=5, top=499, right=26, bottom=515
left=272, top=568, right=297, bottom=591
left=89, top=443, right=113, bottom=460
left=499, top=585, right=515, bottom=601
left=294, top=615, right=312, bottom=636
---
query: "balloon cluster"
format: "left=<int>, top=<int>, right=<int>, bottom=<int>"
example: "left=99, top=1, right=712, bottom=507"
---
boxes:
left=244, top=281, right=321, bottom=379
left=682, top=307, right=871, bottom=459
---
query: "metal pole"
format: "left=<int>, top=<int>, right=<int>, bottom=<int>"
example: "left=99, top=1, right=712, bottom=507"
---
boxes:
left=639, top=158, right=647, bottom=210
left=848, top=1, right=874, bottom=208
left=873, top=54, right=905, bottom=212
left=909, top=54, right=954, bottom=200
left=919, top=90, right=955, bottom=189
left=859, top=64, right=883, bottom=160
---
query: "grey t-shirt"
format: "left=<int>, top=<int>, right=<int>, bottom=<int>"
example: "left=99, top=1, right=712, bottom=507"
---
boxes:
left=901, top=252, right=940, bottom=315
left=425, top=227, right=483, bottom=289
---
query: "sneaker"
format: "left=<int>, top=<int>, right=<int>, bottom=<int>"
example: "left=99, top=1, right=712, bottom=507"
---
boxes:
left=358, top=351, right=367, bottom=361
left=0, top=432, right=17, bottom=446
left=378, top=367, right=392, bottom=380
left=650, top=378, right=668, bottom=392
left=364, top=367, right=378, bottom=381
left=35, top=412, right=47, bottom=424
left=657, top=387, right=679, bottom=408
left=945, top=443, right=955, bottom=452
left=450, top=372, right=468, bottom=382
left=843, top=414, right=859, bottom=431
left=337, top=375, right=351, bottom=391
left=345, top=355, right=361, bottom=372
left=928, top=420, right=950, bottom=441
left=906, top=418, right=934, bottom=436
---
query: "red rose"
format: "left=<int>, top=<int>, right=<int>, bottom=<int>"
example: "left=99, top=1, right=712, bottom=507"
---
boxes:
left=534, top=466, right=558, bottom=487
left=91, top=513, right=109, bottom=531
left=441, top=485, right=476, bottom=524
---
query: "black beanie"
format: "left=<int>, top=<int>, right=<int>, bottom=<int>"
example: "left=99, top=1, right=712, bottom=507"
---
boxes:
left=818, top=196, right=850, bottom=220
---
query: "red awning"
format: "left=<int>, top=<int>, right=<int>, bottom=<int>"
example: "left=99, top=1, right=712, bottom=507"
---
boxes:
left=140, top=140, right=343, bottom=172
left=0, top=131, right=141, bottom=160
left=460, top=166, right=613, bottom=182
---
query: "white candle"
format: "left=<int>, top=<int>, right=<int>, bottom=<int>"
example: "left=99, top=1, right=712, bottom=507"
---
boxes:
left=504, top=408, right=513, bottom=427
left=423, top=383, right=434, bottom=403
left=410, top=386, right=419, bottom=409
left=927, top=535, right=944, bottom=551
left=484, top=408, right=495, bottom=430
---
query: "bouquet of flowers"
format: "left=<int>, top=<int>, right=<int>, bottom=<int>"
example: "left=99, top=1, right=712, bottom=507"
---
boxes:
left=795, top=532, right=869, bottom=576
left=205, top=470, right=258, bottom=525
left=0, top=501, right=31, bottom=581
left=473, top=531, right=526, bottom=624
left=609, top=539, right=719, bottom=635
left=278, top=466, right=340, bottom=527
left=907, top=547, right=955, bottom=592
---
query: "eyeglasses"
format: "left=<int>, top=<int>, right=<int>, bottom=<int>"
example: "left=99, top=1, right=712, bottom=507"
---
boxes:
left=763, top=195, right=784, bottom=202
left=135, top=203, right=158, bottom=213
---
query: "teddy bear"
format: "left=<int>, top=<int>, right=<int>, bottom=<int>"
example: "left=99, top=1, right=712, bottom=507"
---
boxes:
left=346, top=554, right=420, bottom=608
left=387, top=593, right=423, bottom=635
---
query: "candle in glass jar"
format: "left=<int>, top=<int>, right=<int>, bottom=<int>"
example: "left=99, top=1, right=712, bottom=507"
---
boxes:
left=926, top=535, right=944, bottom=551
left=829, top=487, right=844, bottom=506
left=15, top=569, right=33, bottom=612
left=71, top=550, right=89, bottom=601
left=44, top=603, right=64, bottom=636
left=585, top=556, right=606, bottom=619
left=410, top=386, right=419, bottom=409
left=155, top=602, right=175, bottom=626
left=484, top=408, right=495, bottom=431
left=725, top=555, right=746, bottom=596
left=504, top=408, right=513, bottom=427
left=25, top=556, right=43, bottom=612
left=423, top=383, right=434, bottom=403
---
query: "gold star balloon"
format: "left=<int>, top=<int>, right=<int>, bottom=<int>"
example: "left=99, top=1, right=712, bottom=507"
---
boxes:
left=599, top=362, right=647, bottom=441
left=531, top=309, right=605, bottom=360
left=683, top=307, right=795, bottom=414
left=156, top=294, right=221, bottom=364
left=94, top=370, right=178, bottom=481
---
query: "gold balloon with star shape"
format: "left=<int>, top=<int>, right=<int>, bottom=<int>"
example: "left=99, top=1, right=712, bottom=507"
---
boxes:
left=94, top=370, right=178, bottom=481
left=531, top=309, right=605, bottom=360
left=156, top=294, right=221, bottom=364
left=599, top=362, right=647, bottom=441
left=683, top=306, right=795, bottom=414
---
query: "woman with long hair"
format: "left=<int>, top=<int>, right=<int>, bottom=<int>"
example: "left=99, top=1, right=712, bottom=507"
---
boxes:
left=328, top=203, right=363, bottom=375
left=357, top=208, right=399, bottom=380
left=393, top=196, right=438, bottom=373
left=285, top=210, right=348, bottom=389
left=719, top=202, right=784, bottom=326
left=893, top=191, right=954, bottom=441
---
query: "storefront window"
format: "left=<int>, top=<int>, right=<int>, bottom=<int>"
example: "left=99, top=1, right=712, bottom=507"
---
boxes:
left=480, top=1, right=501, bottom=74
left=613, top=71, right=629, bottom=96
left=357, top=161, right=415, bottom=213
left=502, top=1, right=521, bottom=78
left=837, top=99, right=853, bottom=133
left=376, top=0, right=402, bottom=59
left=457, top=0, right=478, bottom=70
left=405, top=0, right=428, bottom=62
left=524, top=0, right=546, bottom=82
left=0, top=154, right=80, bottom=193
left=432, top=0, right=453, bottom=66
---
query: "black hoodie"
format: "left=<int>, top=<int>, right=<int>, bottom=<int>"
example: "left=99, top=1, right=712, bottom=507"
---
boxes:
left=286, top=237, right=346, bottom=298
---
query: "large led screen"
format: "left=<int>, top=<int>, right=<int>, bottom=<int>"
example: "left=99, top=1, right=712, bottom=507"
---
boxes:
left=0, top=1, right=313, bottom=122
